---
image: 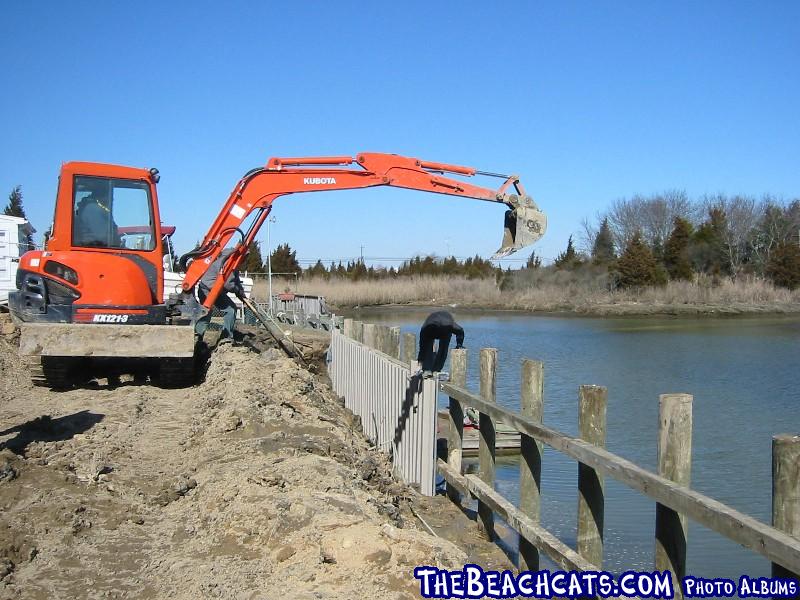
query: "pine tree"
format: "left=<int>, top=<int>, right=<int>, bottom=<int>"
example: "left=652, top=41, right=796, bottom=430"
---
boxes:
left=306, top=259, right=328, bottom=278
left=766, top=241, right=800, bottom=290
left=616, top=232, right=660, bottom=288
left=663, top=217, right=694, bottom=281
left=554, top=236, right=579, bottom=269
left=269, top=243, right=301, bottom=275
left=691, top=207, right=730, bottom=275
left=525, top=250, right=542, bottom=269
left=351, top=259, right=368, bottom=281
left=242, top=241, right=264, bottom=273
left=4, top=186, right=34, bottom=249
left=592, top=218, right=616, bottom=264
left=4, top=186, right=25, bottom=218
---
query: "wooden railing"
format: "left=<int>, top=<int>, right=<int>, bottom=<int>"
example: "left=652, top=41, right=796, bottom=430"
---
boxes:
left=438, top=347, right=800, bottom=596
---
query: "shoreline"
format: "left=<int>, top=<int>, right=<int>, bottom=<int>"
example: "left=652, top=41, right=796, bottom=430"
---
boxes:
left=333, top=300, right=800, bottom=319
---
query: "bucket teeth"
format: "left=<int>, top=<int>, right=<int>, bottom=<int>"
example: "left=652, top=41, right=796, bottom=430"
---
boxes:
left=492, top=203, right=547, bottom=259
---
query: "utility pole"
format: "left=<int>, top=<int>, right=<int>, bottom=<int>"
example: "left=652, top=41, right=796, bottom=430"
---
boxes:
left=360, top=245, right=364, bottom=263
left=267, top=215, right=276, bottom=315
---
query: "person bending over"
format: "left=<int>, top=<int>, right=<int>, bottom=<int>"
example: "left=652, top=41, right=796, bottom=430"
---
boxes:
left=417, top=310, right=464, bottom=376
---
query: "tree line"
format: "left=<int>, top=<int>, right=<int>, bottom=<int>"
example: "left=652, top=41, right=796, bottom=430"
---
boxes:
left=242, top=241, right=506, bottom=282
left=573, top=192, right=800, bottom=289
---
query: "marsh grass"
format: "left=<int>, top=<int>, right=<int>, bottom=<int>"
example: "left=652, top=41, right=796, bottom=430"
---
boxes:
left=251, top=273, right=800, bottom=314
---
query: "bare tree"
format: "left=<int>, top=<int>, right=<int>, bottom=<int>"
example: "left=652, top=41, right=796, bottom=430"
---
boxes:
left=750, top=197, right=800, bottom=274
left=701, top=193, right=759, bottom=278
left=605, top=196, right=646, bottom=250
left=602, top=190, right=693, bottom=252
left=578, top=216, right=598, bottom=255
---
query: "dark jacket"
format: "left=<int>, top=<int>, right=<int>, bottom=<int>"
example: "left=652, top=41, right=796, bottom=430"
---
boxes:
left=420, top=310, right=464, bottom=346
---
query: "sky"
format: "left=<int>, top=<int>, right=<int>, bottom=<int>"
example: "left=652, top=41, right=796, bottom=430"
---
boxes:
left=1, top=1, right=799, bottom=267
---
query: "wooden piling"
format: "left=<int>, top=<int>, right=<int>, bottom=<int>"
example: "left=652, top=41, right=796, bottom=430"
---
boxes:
left=402, top=332, right=416, bottom=367
left=363, top=323, right=377, bottom=350
left=655, top=393, right=693, bottom=598
left=577, top=385, right=607, bottom=567
left=352, top=320, right=364, bottom=343
left=772, top=434, right=800, bottom=583
left=374, top=325, right=388, bottom=354
left=386, top=326, right=401, bottom=359
left=519, top=359, right=544, bottom=571
left=478, top=348, right=498, bottom=541
left=447, top=348, right=467, bottom=504
left=343, top=318, right=354, bottom=339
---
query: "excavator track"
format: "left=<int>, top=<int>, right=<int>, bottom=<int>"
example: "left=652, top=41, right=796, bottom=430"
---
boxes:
left=25, top=356, right=78, bottom=390
left=157, top=357, right=197, bottom=388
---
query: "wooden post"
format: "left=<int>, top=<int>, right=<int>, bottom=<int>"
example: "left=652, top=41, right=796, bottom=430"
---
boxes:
left=343, top=318, right=354, bottom=339
left=374, top=325, right=388, bottom=354
left=386, top=326, right=401, bottom=359
left=772, top=434, right=800, bottom=583
left=352, top=320, right=364, bottom=343
left=363, top=323, right=377, bottom=350
left=519, top=359, right=544, bottom=571
left=402, top=332, right=416, bottom=367
left=478, top=348, right=497, bottom=541
left=655, top=393, right=693, bottom=599
left=577, top=385, right=607, bottom=567
left=447, top=348, right=467, bottom=504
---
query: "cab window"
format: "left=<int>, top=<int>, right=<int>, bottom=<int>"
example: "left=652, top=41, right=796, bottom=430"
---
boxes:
left=72, top=176, right=155, bottom=250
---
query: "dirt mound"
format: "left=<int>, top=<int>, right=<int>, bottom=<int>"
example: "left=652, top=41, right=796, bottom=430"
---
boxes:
left=0, top=317, right=29, bottom=398
left=0, top=330, right=508, bottom=599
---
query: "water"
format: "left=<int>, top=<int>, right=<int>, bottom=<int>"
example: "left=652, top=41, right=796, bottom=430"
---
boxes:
left=351, top=308, right=800, bottom=579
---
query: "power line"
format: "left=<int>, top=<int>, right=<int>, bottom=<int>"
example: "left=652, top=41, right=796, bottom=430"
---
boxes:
left=292, top=255, right=553, bottom=264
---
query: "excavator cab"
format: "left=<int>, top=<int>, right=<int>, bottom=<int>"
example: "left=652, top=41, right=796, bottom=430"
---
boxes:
left=14, top=162, right=167, bottom=319
left=11, top=163, right=197, bottom=389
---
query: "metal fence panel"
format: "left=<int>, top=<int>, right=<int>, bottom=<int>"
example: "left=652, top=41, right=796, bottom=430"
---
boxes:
left=329, top=328, right=437, bottom=495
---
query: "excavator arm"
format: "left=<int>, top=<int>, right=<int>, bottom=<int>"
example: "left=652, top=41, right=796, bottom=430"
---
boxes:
left=179, top=152, right=546, bottom=310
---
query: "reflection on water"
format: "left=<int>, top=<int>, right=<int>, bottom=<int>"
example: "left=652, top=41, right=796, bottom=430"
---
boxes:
left=354, top=308, right=800, bottom=579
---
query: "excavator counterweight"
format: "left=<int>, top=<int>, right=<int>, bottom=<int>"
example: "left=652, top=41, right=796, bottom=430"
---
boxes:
left=9, top=152, right=546, bottom=388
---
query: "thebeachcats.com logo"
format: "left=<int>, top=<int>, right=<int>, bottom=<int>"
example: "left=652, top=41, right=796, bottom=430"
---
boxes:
left=413, top=565, right=799, bottom=599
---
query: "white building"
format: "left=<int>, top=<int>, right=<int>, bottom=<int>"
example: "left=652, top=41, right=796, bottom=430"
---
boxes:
left=0, top=214, right=35, bottom=306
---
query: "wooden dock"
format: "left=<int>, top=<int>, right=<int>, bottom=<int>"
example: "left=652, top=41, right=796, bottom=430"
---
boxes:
left=437, top=409, right=520, bottom=456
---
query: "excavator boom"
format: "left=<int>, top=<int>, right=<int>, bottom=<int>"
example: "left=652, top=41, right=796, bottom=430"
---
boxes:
left=181, top=152, right=546, bottom=309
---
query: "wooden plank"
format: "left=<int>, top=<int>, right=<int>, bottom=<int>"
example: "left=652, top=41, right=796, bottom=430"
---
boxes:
left=519, top=359, right=544, bottom=571
left=478, top=348, right=497, bottom=541
left=772, top=433, right=800, bottom=582
left=578, top=384, right=607, bottom=567
left=447, top=348, right=467, bottom=504
left=441, top=381, right=800, bottom=574
left=343, top=318, right=354, bottom=338
left=655, top=393, right=692, bottom=599
left=438, top=459, right=597, bottom=572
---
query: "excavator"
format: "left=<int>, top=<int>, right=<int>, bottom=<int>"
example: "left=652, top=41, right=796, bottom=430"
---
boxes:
left=8, top=152, right=546, bottom=388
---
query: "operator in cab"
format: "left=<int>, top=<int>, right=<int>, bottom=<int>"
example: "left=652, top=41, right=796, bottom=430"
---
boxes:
left=417, top=310, right=465, bottom=378
left=73, top=181, right=121, bottom=247
left=195, top=249, right=246, bottom=345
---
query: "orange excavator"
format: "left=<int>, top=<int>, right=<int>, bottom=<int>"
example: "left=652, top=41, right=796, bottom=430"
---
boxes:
left=9, top=152, right=546, bottom=388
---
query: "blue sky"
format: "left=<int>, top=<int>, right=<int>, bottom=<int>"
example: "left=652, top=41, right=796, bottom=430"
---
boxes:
left=1, top=1, right=798, bottom=266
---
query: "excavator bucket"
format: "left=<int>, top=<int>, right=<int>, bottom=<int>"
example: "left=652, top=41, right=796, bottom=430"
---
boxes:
left=493, top=197, right=547, bottom=259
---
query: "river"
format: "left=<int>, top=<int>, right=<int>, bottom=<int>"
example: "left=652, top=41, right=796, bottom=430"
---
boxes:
left=350, top=307, right=800, bottom=581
